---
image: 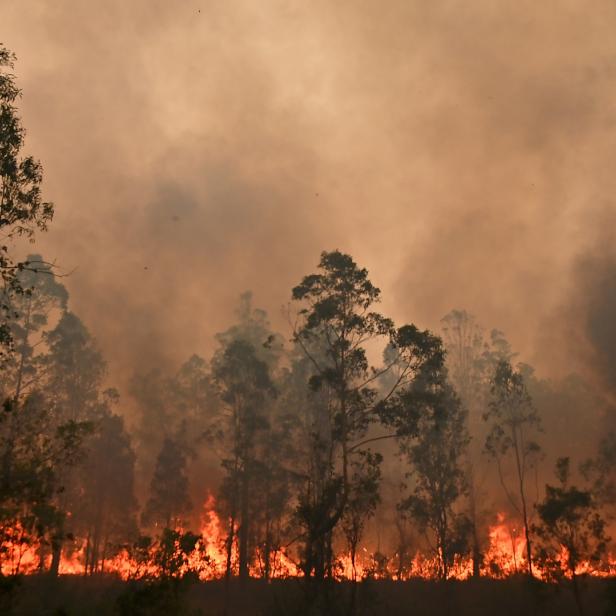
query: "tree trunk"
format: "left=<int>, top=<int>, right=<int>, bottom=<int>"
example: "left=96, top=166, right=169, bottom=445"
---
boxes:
left=49, top=533, right=62, bottom=576
left=238, top=471, right=250, bottom=581
left=468, top=469, right=482, bottom=577
left=225, top=514, right=236, bottom=580
left=571, top=572, right=585, bottom=616
left=512, top=431, right=533, bottom=577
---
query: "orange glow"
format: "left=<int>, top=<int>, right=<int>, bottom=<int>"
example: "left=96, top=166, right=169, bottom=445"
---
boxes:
left=1, top=506, right=614, bottom=581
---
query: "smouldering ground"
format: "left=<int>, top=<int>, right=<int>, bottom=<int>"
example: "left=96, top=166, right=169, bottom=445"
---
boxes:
left=2, top=575, right=615, bottom=615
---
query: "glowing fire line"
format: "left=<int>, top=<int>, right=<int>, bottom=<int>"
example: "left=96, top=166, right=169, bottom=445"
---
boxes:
left=1, top=501, right=614, bottom=581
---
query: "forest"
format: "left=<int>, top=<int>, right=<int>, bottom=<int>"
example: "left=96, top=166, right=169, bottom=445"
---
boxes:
left=1, top=33, right=616, bottom=616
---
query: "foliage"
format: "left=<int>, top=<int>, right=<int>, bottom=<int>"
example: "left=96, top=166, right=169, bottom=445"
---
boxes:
left=483, top=360, right=542, bottom=576
left=399, top=371, right=471, bottom=579
left=212, top=312, right=277, bottom=580
left=534, top=458, right=609, bottom=580
left=0, top=45, right=54, bottom=359
left=142, top=438, right=192, bottom=529
left=291, top=250, right=443, bottom=589
left=534, top=458, right=609, bottom=616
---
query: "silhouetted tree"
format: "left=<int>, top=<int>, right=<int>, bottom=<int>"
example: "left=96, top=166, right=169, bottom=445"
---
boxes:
left=0, top=260, right=68, bottom=561
left=441, top=310, right=517, bottom=577
left=74, top=411, right=138, bottom=574
left=2, top=255, right=68, bottom=403
left=484, top=360, right=541, bottom=576
left=212, top=337, right=275, bottom=581
left=142, top=437, right=192, bottom=530
left=40, top=312, right=109, bottom=574
left=291, top=250, right=443, bottom=599
left=534, top=457, right=609, bottom=616
left=0, top=45, right=54, bottom=360
left=131, top=354, right=217, bottom=505
left=400, top=371, right=470, bottom=580
left=342, top=450, right=381, bottom=612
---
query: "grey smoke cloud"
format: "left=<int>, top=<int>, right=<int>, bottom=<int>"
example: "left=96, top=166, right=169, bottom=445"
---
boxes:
left=2, top=0, right=616, bottom=396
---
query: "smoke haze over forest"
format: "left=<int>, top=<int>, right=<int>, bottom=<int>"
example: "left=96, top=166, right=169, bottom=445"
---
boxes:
left=5, top=5, right=616, bottom=615
left=3, top=0, right=616, bottom=400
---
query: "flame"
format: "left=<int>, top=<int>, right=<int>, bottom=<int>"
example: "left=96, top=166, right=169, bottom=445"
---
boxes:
left=1, top=506, right=614, bottom=581
left=482, top=512, right=528, bottom=577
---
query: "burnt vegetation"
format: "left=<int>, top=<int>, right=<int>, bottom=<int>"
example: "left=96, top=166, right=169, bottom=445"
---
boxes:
left=0, top=43, right=616, bottom=616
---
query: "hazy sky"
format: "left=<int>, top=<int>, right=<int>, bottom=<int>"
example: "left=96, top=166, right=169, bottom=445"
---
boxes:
left=3, top=1, right=616, bottom=394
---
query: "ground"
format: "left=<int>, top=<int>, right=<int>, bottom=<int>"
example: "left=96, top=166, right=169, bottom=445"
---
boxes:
left=1, top=575, right=615, bottom=615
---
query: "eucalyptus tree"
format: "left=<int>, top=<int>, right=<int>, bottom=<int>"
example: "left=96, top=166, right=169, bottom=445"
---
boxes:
left=142, top=437, right=192, bottom=530
left=291, top=250, right=443, bottom=592
left=76, top=411, right=138, bottom=574
left=212, top=337, right=276, bottom=581
left=0, top=260, right=67, bottom=527
left=40, top=312, right=111, bottom=574
left=440, top=310, right=517, bottom=576
left=2, top=255, right=68, bottom=403
left=483, top=360, right=542, bottom=576
left=131, top=353, right=217, bottom=500
left=399, top=372, right=470, bottom=580
left=0, top=45, right=54, bottom=359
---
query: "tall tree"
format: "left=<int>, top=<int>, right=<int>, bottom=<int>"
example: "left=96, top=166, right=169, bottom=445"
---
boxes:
left=0, top=260, right=68, bottom=539
left=440, top=310, right=516, bottom=577
left=142, top=437, right=192, bottom=530
left=0, top=390, right=89, bottom=575
left=483, top=360, right=542, bottom=576
left=399, top=372, right=470, bottom=580
left=341, top=450, right=381, bottom=613
left=0, top=45, right=54, bottom=359
left=212, top=337, right=275, bottom=581
left=291, top=250, right=443, bottom=595
left=3, top=255, right=68, bottom=403
left=131, top=354, right=217, bottom=503
left=74, top=411, right=138, bottom=574
left=41, top=312, right=109, bottom=574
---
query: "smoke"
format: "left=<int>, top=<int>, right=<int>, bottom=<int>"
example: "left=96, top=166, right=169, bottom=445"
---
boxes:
left=568, top=225, right=616, bottom=407
left=2, top=0, right=616, bottom=395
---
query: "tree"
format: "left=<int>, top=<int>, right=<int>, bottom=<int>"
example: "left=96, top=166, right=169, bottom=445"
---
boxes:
left=2, top=255, right=68, bottom=403
left=40, top=311, right=109, bottom=574
left=0, top=45, right=54, bottom=359
left=0, top=296, right=103, bottom=575
left=212, top=337, right=275, bottom=581
left=341, top=450, right=381, bottom=613
left=214, top=291, right=284, bottom=367
left=0, top=390, right=90, bottom=575
left=483, top=360, right=541, bottom=576
left=341, top=451, right=381, bottom=581
left=291, top=250, right=443, bottom=595
left=440, top=310, right=486, bottom=411
left=43, top=312, right=106, bottom=423
left=399, top=372, right=471, bottom=580
left=440, top=310, right=516, bottom=577
left=0, top=259, right=68, bottom=555
left=74, top=412, right=138, bottom=574
left=142, top=437, right=192, bottom=530
left=131, top=354, right=217, bottom=504
left=534, top=457, right=609, bottom=616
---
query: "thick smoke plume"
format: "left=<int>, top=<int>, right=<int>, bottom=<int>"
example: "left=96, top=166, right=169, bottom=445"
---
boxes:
left=569, top=239, right=616, bottom=417
left=2, top=0, right=616, bottom=395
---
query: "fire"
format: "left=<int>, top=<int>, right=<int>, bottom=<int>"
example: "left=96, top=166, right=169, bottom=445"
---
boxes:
left=1, top=505, right=614, bottom=581
left=482, top=512, right=528, bottom=577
